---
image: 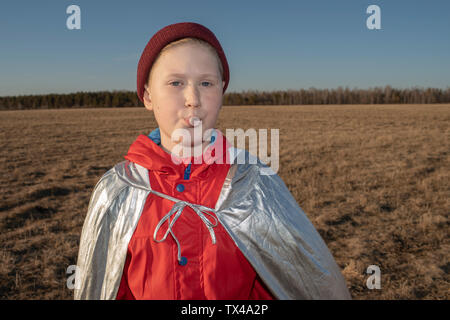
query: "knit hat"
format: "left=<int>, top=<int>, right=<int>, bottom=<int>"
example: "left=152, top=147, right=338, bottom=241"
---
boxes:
left=137, top=22, right=230, bottom=103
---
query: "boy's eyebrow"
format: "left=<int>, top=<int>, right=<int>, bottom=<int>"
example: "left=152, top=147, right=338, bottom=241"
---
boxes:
left=164, top=72, right=219, bottom=78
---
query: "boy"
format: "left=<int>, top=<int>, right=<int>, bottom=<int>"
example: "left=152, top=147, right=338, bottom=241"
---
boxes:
left=74, top=22, right=351, bottom=300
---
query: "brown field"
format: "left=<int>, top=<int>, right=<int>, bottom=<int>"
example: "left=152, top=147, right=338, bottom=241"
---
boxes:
left=0, top=104, right=449, bottom=300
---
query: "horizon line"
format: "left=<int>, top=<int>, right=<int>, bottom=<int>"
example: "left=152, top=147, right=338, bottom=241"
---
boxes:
left=2, top=85, right=450, bottom=98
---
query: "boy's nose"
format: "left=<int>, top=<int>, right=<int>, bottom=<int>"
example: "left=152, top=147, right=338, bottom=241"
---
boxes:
left=184, top=84, right=200, bottom=108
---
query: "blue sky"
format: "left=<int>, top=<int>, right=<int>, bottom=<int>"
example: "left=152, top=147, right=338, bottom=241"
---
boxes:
left=0, top=0, right=449, bottom=96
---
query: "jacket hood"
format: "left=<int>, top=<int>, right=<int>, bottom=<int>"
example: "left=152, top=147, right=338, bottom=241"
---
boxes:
left=124, top=128, right=232, bottom=180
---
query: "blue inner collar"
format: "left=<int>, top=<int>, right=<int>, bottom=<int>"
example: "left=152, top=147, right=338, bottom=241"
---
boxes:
left=148, top=127, right=162, bottom=145
left=148, top=127, right=218, bottom=180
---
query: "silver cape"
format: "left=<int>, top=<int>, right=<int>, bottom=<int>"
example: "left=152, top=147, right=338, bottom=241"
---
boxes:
left=74, top=148, right=351, bottom=300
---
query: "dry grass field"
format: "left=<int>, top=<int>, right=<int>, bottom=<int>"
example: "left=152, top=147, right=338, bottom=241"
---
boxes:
left=0, top=104, right=448, bottom=300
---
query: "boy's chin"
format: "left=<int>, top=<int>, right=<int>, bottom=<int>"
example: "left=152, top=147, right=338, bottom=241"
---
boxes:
left=179, top=139, right=206, bottom=148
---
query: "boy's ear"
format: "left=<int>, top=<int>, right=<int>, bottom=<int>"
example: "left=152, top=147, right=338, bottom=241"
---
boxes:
left=143, top=84, right=153, bottom=111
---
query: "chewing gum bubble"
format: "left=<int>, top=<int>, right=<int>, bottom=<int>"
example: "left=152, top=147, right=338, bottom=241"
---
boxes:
left=189, top=117, right=202, bottom=127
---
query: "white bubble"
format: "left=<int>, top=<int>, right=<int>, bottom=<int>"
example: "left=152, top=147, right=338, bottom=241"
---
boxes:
left=189, top=117, right=201, bottom=127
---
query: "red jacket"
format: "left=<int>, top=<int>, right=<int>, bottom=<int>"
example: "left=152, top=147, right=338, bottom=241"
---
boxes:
left=115, top=129, right=275, bottom=300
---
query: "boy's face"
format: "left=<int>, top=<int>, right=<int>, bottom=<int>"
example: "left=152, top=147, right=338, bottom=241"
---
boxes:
left=143, top=42, right=225, bottom=155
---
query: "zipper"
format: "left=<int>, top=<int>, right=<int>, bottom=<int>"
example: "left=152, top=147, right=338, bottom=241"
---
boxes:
left=184, top=163, right=191, bottom=180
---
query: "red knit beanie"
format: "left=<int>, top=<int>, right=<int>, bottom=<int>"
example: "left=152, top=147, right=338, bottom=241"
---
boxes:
left=137, top=22, right=230, bottom=103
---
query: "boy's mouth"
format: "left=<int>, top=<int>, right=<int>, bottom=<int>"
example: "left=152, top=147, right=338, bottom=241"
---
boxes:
left=184, top=116, right=202, bottom=127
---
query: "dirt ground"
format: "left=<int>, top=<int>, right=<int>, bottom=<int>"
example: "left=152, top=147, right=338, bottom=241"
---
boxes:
left=0, top=104, right=448, bottom=299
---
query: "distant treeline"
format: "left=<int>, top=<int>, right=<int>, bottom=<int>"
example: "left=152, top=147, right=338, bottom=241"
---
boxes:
left=1, top=86, right=449, bottom=110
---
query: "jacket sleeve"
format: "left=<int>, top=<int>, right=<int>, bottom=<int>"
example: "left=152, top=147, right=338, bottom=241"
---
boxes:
left=74, top=167, right=127, bottom=300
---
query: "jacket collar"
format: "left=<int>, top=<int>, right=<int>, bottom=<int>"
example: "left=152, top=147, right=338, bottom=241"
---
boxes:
left=124, top=128, right=231, bottom=180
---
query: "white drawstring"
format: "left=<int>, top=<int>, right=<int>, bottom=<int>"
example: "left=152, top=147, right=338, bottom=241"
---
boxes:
left=151, top=189, right=218, bottom=263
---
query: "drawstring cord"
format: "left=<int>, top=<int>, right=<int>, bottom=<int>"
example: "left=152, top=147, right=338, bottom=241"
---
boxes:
left=150, top=189, right=218, bottom=263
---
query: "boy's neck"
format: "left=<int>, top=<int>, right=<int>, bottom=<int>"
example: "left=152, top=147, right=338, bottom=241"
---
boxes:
left=159, top=135, right=212, bottom=160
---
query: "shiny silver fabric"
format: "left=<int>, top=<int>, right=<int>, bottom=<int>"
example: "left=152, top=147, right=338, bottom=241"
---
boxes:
left=74, top=161, right=151, bottom=299
left=74, top=148, right=351, bottom=300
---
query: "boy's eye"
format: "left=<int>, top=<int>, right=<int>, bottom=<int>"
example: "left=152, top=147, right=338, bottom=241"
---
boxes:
left=169, top=81, right=213, bottom=87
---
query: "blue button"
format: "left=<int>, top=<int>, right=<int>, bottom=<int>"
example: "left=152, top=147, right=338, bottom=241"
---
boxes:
left=179, top=256, right=188, bottom=266
left=176, top=184, right=185, bottom=192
